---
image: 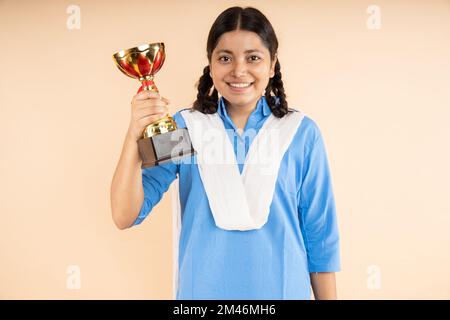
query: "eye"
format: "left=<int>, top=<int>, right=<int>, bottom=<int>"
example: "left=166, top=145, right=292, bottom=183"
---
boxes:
left=248, top=55, right=261, bottom=62
left=219, top=56, right=231, bottom=62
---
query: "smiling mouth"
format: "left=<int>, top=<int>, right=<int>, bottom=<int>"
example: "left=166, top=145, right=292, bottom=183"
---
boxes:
left=226, top=82, right=254, bottom=88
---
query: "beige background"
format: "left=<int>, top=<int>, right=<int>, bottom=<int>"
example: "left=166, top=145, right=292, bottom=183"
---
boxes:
left=1, top=0, right=449, bottom=299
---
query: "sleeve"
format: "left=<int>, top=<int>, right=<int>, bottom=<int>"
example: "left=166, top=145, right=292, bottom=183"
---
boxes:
left=132, top=111, right=186, bottom=226
left=132, top=161, right=178, bottom=226
left=297, top=127, right=341, bottom=272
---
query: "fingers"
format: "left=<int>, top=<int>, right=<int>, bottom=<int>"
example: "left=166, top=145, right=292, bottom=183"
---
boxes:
left=133, top=99, right=168, bottom=111
left=132, top=90, right=170, bottom=104
left=137, top=114, right=167, bottom=127
left=134, top=106, right=168, bottom=120
left=129, top=91, right=171, bottom=138
left=133, top=90, right=158, bottom=101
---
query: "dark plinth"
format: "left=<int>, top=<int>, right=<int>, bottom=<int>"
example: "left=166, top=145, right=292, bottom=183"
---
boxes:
left=137, top=128, right=195, bottom=168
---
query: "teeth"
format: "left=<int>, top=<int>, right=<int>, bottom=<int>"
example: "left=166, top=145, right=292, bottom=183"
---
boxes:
left=229, top=82, right=252, bottom=88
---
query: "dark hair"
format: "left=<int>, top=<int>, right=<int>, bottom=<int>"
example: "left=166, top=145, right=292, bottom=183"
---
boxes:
left=193, top=6, right=289, bottom=118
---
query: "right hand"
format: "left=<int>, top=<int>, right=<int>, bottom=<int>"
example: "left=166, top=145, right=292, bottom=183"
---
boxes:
left=127, top=90, right=170, bottom=141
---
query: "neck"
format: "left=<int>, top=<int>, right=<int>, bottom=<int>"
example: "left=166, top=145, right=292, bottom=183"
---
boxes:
left=226, top=101, right=257, bottom=120
left=225, top=102, right=257, bottom=130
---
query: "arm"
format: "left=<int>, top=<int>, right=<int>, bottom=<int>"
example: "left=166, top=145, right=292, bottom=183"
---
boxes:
left=110, top=127, right=179, bottom=229
left=110, top=129, right=144, bottom=230
left=110, top=91, right=175, bottom=230
left=298, top=121, right=341, bottom=297
left=310, top=272, right=337, bottom=300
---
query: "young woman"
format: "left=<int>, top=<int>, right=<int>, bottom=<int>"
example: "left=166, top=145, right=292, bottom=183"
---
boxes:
left=111, top=6, right=340, bottom=300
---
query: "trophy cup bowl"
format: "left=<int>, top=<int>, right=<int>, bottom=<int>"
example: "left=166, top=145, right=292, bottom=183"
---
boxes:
left=113, top=43, right=195, bottom=168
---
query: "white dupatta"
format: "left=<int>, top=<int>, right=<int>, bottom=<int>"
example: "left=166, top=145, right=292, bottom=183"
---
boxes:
left=180, top=108, right=304, bottom=231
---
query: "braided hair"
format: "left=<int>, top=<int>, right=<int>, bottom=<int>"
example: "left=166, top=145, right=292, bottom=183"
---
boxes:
left=193, top=6, right=289, bottom=118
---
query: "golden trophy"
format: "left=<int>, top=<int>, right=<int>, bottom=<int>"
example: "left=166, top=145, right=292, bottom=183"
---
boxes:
left=113, top=43, right=195, bottom=168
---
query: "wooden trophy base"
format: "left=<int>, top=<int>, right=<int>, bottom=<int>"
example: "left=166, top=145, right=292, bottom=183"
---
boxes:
left=137, top=128, right=196, bottom=168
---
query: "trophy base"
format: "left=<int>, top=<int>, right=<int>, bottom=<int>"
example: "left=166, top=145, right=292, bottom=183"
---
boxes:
left=137, top=128, right=196, bottom=168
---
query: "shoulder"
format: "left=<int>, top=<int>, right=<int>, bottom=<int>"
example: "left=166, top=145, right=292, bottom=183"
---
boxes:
left=288, top=110, right=322, bottom=142
left=174, top=108, right=219, bottom=128
left=287, top=110, right=324, bottom=153
left=172, top=108, right=193, bottom=129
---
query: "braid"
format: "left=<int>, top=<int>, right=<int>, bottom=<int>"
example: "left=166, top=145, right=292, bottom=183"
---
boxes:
left=264, top=60, right=289, bottom=118
left=193, top=65, right=219, bottom=114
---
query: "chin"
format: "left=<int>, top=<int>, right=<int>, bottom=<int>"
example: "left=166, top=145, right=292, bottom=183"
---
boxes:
left=224, top=95, right=258, bottom=106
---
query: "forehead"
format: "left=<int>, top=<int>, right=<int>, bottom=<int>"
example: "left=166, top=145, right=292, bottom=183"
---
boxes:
left=213, top=30, right=269, bottom=54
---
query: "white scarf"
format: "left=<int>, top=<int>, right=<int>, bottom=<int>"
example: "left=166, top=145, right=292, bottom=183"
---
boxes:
left=179, top=108, right=304, bottom=231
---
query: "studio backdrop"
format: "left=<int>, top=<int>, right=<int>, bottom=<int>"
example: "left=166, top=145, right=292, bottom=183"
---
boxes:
left=1, top=0, right=449, bottom=299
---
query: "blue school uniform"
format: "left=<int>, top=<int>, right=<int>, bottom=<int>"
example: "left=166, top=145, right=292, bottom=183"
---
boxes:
left=133, top=96, right=340, bottom=299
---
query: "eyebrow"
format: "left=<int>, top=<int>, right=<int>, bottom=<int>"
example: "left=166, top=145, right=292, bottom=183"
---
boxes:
left=216, top=49, right=263, bottom=54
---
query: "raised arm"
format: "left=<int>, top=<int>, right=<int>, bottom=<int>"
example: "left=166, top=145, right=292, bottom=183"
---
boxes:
left=110, top=91, right=171, bottom=229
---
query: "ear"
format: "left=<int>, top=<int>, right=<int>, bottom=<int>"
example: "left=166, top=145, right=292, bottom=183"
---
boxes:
left=270, top=54, right=278, bottom=78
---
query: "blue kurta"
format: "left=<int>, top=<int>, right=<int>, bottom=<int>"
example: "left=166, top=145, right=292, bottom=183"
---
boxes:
left=132, top=96, right=340, bottom=299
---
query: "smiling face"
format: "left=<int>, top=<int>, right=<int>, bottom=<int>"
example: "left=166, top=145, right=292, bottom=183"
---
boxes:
left=210, top=30, right=277, bottom=111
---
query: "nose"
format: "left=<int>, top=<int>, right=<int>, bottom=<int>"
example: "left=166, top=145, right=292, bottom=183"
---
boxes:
left=231, top=60, right=247, bottom=77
